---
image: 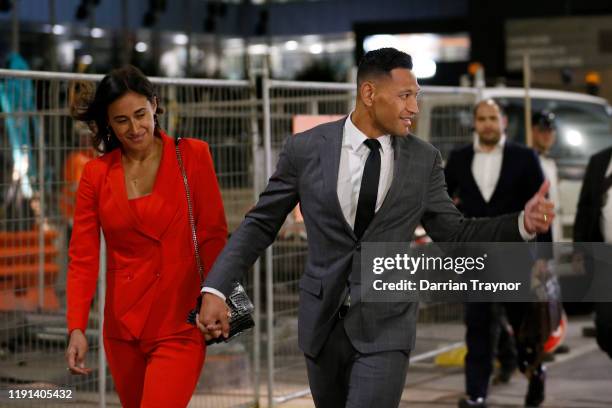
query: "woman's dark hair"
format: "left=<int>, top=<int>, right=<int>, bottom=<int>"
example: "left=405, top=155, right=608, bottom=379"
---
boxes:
left=70, top=65, right=164, bottom=153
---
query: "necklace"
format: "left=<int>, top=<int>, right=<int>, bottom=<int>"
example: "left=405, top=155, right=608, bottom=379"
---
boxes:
left=123, top=140, right=162, bottom=182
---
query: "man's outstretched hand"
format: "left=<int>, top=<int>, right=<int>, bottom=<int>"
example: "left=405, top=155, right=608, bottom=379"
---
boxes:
left=197, top=293, right=231, bottom=342
left=524, top=180, right=555, bottom=235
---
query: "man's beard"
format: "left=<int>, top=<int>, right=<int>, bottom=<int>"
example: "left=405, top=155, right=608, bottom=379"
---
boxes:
left=479, top=133, right=500, bottom=146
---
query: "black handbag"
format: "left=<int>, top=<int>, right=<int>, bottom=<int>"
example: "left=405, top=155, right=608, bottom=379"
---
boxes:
left=175, top=137, right=255, bottom=345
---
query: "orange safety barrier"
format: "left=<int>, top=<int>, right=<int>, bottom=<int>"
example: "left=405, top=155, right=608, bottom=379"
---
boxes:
left=0, top=230, right=60, bottom=311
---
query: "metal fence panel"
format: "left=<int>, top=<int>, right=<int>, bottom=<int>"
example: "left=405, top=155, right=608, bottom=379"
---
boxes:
left=414, top=90, right=477, bottom=161
left=262, top=79, right=355, bottom=406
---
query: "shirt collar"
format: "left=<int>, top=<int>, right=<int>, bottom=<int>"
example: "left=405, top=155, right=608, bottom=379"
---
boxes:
left=473, top=132, right=506, bottom=153
left=344, top=112, right=392, bottom=154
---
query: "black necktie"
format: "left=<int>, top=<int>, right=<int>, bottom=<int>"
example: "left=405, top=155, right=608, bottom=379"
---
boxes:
left=354, top=139, right=381, bottom=239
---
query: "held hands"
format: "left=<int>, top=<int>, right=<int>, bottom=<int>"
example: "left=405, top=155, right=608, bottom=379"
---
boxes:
left=197, top=293, right=231, bottom=342
left=65, top=329, right=93, bottom=375
left=523, top=180, right=555, bottom=235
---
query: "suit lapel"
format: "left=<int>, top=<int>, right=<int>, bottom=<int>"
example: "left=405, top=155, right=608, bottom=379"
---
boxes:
left=368, top=135, right=411, bottom=225
left=107, top=132, right=180, bottom=242
left=465, top=147, right=488, bottom=204
left=319, top=126, right=421, bottom=240
left=146, top=132, right=181, bottom=240
left=320, top=118, right=357, bottom=240
left=489, top=144, right=511, bottom=203
left=107, top=150, right=159, bottom=241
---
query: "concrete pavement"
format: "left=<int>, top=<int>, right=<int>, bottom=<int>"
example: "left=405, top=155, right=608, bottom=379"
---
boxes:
left=276, top=316, right=612, bottom=408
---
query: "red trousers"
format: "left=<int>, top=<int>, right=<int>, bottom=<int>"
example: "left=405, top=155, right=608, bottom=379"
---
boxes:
left=104, top=328, right=205, bottom=408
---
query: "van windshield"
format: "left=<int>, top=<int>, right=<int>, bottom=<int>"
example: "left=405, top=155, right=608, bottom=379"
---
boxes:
left=497, top=98, right=612, bottom=176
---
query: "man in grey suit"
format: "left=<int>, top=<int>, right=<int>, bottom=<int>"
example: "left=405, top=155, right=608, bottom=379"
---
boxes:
left=198, top=48, right=554, bottom=408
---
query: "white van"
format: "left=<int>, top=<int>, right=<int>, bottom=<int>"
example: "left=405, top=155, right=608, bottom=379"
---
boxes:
left=414, top=86, right=612, bottom=241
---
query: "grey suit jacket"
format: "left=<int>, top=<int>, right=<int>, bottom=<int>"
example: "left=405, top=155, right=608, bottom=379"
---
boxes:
left=204, top=117, right=522, bottom=358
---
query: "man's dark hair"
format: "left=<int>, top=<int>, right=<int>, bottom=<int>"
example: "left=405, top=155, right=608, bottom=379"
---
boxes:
left=532, top=110, right=556, bottom=130
left=357, top=48, right=413, bottom=86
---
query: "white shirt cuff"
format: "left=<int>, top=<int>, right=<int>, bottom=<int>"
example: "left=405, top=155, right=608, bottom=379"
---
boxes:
left=201, top=286, right=226, bottom=301
left=518, top=211, right=536, bottom=241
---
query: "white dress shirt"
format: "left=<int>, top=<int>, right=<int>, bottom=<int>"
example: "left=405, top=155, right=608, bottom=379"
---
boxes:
left=472, top=133, right=505, bottom=203
left=601, top=157, right=612, bottom=243
left=539, top=155, right=562, bottom=241
left=471, top=133, right=534, bottom=240
left=337, top=113, right=394, bottom=228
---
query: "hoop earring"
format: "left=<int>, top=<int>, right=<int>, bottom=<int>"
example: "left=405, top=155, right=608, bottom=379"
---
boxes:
left=154, top=114, right=159, bottom=128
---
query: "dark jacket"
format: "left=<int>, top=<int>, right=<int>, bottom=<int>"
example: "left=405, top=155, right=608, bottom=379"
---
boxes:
left=573, top=146, right=612, bottom=243
left=444, top=141, right=552, bottom=243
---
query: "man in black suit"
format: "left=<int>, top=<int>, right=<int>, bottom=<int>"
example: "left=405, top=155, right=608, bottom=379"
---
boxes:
left=574, top=146, right=612, bottom=359
left=445, top=100, right=551, bottom=408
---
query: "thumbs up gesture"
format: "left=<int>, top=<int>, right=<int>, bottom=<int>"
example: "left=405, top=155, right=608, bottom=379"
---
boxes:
left=523, top=180, right=555, bottom=234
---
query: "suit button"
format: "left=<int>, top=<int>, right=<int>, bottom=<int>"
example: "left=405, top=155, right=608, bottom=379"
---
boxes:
left=156, top=273, right=160, bottom=277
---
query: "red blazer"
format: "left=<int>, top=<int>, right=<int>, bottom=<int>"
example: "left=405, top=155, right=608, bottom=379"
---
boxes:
left=67, top=132, right=227, bottom=340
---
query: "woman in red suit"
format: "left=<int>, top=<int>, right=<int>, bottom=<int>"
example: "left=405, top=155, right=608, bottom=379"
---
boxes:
left=64, top=65, right=227, bottom=407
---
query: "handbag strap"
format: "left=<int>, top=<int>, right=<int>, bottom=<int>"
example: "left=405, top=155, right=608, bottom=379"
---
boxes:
left=175, top=137, right=205, bottom=284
